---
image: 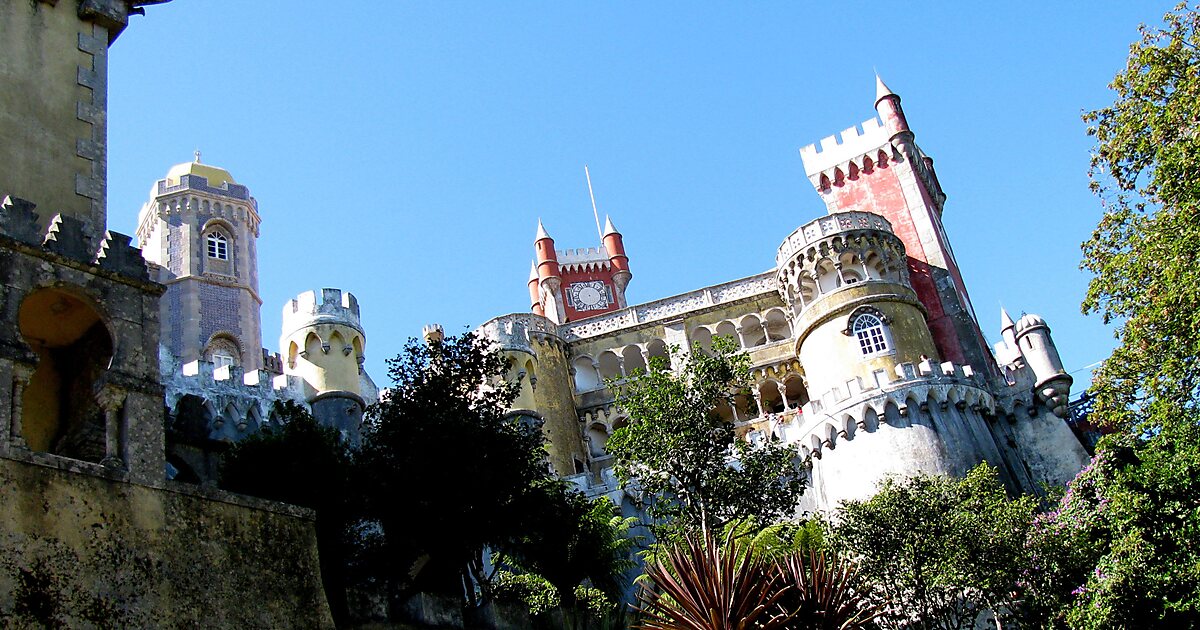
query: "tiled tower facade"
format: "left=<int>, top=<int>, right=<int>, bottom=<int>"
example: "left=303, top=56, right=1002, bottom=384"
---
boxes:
left=136, top=157, right=264, bottom=371
left=529, top=217, right=632, bottom=324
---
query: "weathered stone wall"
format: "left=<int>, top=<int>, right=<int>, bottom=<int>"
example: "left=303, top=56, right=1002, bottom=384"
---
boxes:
left=0, top=456, right=334, bottom=629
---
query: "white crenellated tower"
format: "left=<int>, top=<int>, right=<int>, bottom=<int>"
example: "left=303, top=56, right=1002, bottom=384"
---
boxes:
left=281, top=288, right=378, bottom=443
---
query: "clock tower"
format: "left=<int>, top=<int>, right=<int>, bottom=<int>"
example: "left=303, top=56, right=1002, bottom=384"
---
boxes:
left=529, top=217, right=631, bottom=324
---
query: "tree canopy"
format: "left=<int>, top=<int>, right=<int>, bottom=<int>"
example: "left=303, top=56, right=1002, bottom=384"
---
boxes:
left=604, top=337, right=804, bottom=539
left=1082, top=1, right=1200, bottom=430
left=830, top=465, right=1036, bottom=630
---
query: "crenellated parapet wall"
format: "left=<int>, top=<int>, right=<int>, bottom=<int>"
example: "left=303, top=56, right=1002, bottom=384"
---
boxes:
left=792, top=360, right=993, bottom=461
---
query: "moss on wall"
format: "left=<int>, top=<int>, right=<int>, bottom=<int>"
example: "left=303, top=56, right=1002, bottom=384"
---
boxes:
left=0, top=457, right=334, bottom=628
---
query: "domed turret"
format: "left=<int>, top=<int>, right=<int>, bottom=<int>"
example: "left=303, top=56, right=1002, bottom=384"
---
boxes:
left=1014, top=313, right=1071, bottom=417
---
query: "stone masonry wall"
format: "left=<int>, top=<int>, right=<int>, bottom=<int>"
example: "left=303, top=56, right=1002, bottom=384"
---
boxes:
left=0, top=457, right=334, bottom=629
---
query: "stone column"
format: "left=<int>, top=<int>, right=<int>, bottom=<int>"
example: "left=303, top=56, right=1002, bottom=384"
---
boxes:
left=776, top=381, right=790, bottom=410
left=759, top=322, right=770, bottom=344
left=95, top=384, right=127, bottom=469
left=9, top=364, right=34, bottom=450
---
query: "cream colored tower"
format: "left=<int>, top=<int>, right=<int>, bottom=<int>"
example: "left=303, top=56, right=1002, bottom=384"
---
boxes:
left=281, top=288, right=374, bottom=442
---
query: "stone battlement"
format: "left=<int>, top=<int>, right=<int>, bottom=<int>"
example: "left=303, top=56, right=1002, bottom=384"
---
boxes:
left=282, top=288, right=363, bottom=334
left=798, top=116, right=890, bottom=178
left=475, top=312, right=562, bottom=355
left=556, top=245, right=610, bottom=264
left=1, top=195, right=151, bottom=282
left=155, top=174, right=253, bottom=202
left=775, top=210, right=895, bottom=269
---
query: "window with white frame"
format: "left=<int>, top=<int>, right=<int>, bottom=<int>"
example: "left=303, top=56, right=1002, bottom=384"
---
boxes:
left=206, top=232, right=228, bottom=260
left=852, top=313, right=889, bottom=356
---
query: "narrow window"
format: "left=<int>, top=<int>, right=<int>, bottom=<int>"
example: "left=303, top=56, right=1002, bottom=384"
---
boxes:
left=212, top=352, right=235, bottom=369
left=206, top=232, right=228, bottom=260
left=852, top=313, right=889, bottom=356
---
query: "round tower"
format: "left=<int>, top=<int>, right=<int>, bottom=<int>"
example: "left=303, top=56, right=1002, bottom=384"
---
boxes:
left=1015, top=313, right=1072, bottom=418
left=528, top=260, right=544, bottom=316
left=281, top=288, right=369, bottom=442
left=534, top=220, right=566, bottom=323
left=777, top=211, right=938, bottom=398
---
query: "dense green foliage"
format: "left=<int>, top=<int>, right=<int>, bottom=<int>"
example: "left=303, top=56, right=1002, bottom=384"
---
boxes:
left=356, top=332, right=555, bottom=602
left=1023, top=409, right=1200, bottom=628
left=830, top=465, right=1036, bottom=630
left=219, top=401, right=357, bottom=623
left=1081, top=2, right=1200, bottom=431
left=605, top=337, right=804, bottom=539
left=1030, top=4, right=1200, bottom=627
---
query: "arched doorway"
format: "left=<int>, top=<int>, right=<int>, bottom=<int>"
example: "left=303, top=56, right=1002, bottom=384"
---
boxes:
left=18, top=288, right=114, bottom=462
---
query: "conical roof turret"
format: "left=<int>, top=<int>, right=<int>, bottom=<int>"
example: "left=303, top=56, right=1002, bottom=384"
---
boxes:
left=1000, top=307, right=1015, bottom=331
left=535, top=219, right=551, bottom=241
left=875, top=73, right=896, bottom=106
left=602, top=215, right=620, bottom=237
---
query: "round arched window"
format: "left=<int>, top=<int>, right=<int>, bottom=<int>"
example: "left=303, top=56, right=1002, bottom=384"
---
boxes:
left=851, top=313, right=889, bottom=356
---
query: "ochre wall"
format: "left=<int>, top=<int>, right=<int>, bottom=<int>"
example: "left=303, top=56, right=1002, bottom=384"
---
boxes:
left=0, top=458, right=334, bottom=628
left=0, top=1, right=94, bottom=224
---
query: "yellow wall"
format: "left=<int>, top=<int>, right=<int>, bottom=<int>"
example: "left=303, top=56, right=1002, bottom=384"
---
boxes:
left=797, top=289, right=938, bottom=398
left=0, top=2, right=94, bottom=223
left=285, top=324, right=364, bottom=399
left=506, top=345, right=586, bottom=476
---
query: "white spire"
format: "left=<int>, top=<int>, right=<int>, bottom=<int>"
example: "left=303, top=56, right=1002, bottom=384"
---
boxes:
left=602, top=215, right=619, bottom=236
left=535, top=219, right=550, bottom=241
left=1000, top=307, right=1015, bottom=331
left=528, top=259, right=539, bottom=282
left=875, top=73, right=896, bottom=104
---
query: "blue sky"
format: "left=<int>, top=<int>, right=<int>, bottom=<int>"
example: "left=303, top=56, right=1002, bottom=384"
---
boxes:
left=106, top=2, right=1174, bottom=388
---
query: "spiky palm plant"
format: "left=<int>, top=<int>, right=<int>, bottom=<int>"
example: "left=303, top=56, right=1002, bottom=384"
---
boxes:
left=635, top=531, right=792, bottom=630
left=775, top=550, right=882, bottom=630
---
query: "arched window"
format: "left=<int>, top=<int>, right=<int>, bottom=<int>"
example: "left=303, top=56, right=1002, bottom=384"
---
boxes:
left=206, top=232, right=228, bottom=260
left=852, top=313, right=889, bottom=356
left=205, top=336, right=240, bottom=368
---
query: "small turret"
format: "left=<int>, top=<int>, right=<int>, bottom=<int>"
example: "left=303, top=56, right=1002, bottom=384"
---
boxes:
left=1000, top=307, right=1017, bottom=350
left=280, top=288, right=373, bottom=442
left=602, top=216, right=632, bottom=308
left=1015, top=313, right=1072, bottom=418
left=535, top=220, right=561, bottom=282
left=874, top=73, right=910, bottom=137
left=422, top=323, right=445, bottom=346
left=528, top=260, right=544, bottom=316
left=533, top=220, right=567, bottom=323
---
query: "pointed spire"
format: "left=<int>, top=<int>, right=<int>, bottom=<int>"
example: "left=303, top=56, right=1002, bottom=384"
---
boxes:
left=535, top=219, right=550, bottom=241
left=528, top=259, right=539, bottom=282
left=1000, top=307, right=1015, bottom=331
left=875, top=73, right=895, bottom=104
left=602, top=215, right=619, bottom=236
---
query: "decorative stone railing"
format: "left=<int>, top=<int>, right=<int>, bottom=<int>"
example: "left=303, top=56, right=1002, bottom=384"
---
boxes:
left=775, top=211, right=893, bottom=269
left=475, top=312, right=561, bottom=355
left=559, top=271, right=779, bottom=342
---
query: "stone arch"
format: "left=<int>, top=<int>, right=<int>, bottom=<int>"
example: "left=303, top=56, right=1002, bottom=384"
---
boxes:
left=597, top=351, right=622, bottom=380
left=17, top=287, right=115, bottom=462
left=764, top=309, right=791, bottom=342
left=862, top=407, right=881, bottom=433
left=573, top=355, right=601, bottom=391
left=204, top=332, right=242, bottom=369
left=586, top=422, right=609, bottom=457
left=739, top=314, right=766, bottom=347
left=758, top=380, right=785, bottom=414
left=646, top=338, right=671, bottom=370
left=303, top=331, right=323, bottom=359
left=622, top=345, right=647, bottom=376
left=713, top=398, right=735, bottom=424
left=815, top=259, right=839, bottom=293
left=715, top=321, right=739, bottom=347
left=690, top=326, right=713, bottom=353
left=783, top=375, right=809, bottom=409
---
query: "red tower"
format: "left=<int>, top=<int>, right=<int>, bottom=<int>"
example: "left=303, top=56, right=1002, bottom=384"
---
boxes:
left=527, top=217, right=632, bottom=324
left=798, top=76, right=994, bottom=374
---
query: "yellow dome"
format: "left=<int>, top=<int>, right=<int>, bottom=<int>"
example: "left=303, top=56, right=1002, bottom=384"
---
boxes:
left=166, top=159, right=236, bottom=188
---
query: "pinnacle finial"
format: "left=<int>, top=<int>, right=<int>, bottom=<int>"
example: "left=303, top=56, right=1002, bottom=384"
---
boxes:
left=535, top=219, right=551, bottom=241
left=194, top=149, right=202, bottom=163
left=529, top=259, right=539, bottom=282
left=875, top=73, right=896, bottom=104
left=1000, top=307, right=1015, bottom=331
left=602, top=215, right=619, bottom=236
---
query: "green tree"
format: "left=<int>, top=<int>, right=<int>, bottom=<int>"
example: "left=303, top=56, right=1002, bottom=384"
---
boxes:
left=219, top=401, right=357, bottom=624
left=604, top=337, right=804, bottom=539
left=830, top=464, right=1036, bottom=630
left=1023, top=411, right=1200, bottom=629
left=1081, top=2, right=1200, bottom=432
left=356, top=332, right=550, bottom=609
left=503, top=480, right=638, bottom=610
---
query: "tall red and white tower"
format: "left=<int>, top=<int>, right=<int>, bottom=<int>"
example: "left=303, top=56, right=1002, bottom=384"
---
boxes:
left=798, top=76, right=994, bottom=374
left=528, top=217, right=632, bottom=324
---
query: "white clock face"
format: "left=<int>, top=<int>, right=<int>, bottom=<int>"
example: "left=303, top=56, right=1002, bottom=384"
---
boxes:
left=569, top=281, right=610, bottom=311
